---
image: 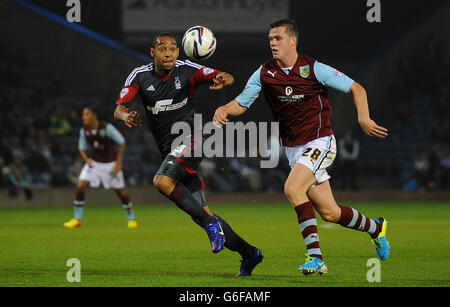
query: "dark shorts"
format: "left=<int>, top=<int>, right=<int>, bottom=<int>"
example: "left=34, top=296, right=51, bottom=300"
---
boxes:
left=156, top=135, right=206, bottom=195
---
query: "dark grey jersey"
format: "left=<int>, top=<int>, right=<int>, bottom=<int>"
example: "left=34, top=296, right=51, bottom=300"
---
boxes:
left=116, top=59, right=219, bottom=157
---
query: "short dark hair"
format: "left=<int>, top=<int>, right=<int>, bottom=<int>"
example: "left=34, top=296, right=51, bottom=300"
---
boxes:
left=269, top=19, right=299, bottom=45
left=152, top=32, right=177, bottom=48
left=84, top=105, right=99, bottom=117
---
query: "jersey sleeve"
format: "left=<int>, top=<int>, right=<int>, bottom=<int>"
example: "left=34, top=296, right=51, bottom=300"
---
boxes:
left=116, top=67, right=143, bottom=106
left=181, top=59, right=220, bottom=98
left=183, top=59, right=220, bottom=89
left=78, top=129, right=88, bottom=151
left=106, top=124, right=125, bottom=145
left=116, top=84, right=139, bottom=106
left=313, top=61, right=354, bottom=93
left=189, top=66, right=221, bottom=88
left=235, top=66, right=262, bottom=108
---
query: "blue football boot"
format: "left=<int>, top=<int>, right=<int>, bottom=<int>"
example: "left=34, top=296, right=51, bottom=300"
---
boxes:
left=204, top=216, right=225, bottom=253
left=373, top=217, right=390, bottom=261
left=298, top=255, right=328, bottom=276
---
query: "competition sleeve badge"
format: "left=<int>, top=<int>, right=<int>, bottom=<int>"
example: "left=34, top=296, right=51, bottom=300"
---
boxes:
left=299, top=65, right=310, bottom=78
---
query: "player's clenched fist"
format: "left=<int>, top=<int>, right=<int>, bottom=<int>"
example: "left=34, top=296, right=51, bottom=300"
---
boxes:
left=125, top=111, right=142, bottom=128
left=210, top=72, right=234, bottom=90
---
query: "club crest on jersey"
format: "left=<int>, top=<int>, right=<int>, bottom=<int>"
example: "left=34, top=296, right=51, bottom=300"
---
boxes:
left=299, top=65, right=310, bottom=78
left=175, top=77, right=181, bottom=90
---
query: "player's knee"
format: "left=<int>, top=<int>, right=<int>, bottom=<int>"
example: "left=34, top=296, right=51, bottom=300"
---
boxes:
left=77, top=181, right=89, bottom=193
left=284, top=182, right=306, bottom=203
left=153, top=175, right=175, bottom=195
left=114, top=188, right=127, bottom=197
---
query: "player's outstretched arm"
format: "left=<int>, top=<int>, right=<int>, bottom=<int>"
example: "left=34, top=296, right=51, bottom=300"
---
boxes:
left=213, top=99, right=247, bottom=127
left=349, top=82, right=388, bottom=139
left=114, top=105, right=142, bottom=128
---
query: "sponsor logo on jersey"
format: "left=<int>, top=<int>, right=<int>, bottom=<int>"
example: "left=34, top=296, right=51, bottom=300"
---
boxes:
left=291, top=94, right=305, bottom=100
left=278, top=87, right=305, bottom=103
left=299, top=65, right=310, bottom=78
left=285, top=86, right=293, bottom=96
left=147, top=98, right=188, bottom=115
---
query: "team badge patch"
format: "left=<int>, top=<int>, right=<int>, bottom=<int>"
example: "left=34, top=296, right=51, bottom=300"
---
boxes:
left=202, top=67, right=214, bottom=75
left=299, top=65, right=310, bottom=78
left=120, top=88, right=129, bottom=98
left=333, top=69, right=343, bottom=77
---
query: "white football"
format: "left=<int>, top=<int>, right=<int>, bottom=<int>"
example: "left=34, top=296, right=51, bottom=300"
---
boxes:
left=182, top=26, right=216, bottom=61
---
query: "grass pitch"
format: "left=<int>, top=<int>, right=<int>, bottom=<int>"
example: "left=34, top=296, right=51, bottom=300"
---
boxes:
left=0, top=200, right=449, bottom=287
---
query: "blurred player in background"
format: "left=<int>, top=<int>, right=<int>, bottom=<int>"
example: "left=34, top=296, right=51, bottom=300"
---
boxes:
left=63, top=106, right=138, bottom=229
left=114, top=33, right=263, bottom=276
left=214, top=19, right=390, bottom=275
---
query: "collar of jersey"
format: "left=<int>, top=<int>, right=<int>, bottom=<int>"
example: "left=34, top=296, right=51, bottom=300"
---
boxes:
left=155, top=69, right=173, bottom=82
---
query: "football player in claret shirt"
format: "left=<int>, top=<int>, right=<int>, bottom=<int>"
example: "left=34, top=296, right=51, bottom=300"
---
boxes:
left=63, top=106, right=138, bottom=229
left=114, top=33, right=263, bottom=276
left=214, top=19, right=390, bottom=275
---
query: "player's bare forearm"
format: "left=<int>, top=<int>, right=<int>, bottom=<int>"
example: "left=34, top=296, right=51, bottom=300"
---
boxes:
left=349, top=82, right=388, bottom=139
left=221, top=72, right=234, bottom=87
left=213, top=100, right=247, bottom=126
left=79, top=150, right=92, bottom=167
left=113, top=143, right=125, bottom=174
left=116, top=143, right=125, bottom=165
left=114, top=104, right=142, bottom=128
left=349, top=82, right=369, bottom=122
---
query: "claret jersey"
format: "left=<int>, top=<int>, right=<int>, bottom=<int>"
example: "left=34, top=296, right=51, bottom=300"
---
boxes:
left=78, top=121, right=125, bottom=163
left=235, top=54, right=354, bottom=146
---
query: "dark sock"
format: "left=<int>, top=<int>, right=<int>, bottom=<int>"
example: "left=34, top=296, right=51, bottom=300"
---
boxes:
left=168, top=182, right=215, bottom=226
left=216, top=215, right=255, bottom=260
